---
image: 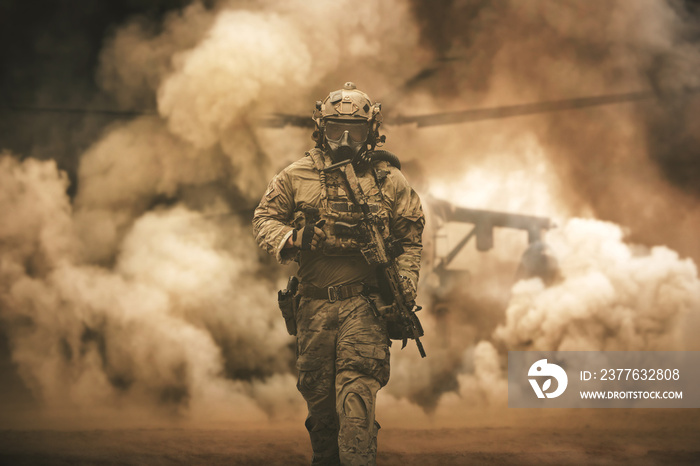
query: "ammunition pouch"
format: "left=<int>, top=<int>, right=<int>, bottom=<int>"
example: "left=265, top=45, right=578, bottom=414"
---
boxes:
left=278, top=276, right=300, bottom=336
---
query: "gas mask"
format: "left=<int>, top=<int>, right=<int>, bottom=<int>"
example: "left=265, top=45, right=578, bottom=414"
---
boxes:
left=324, top=120, right=368, bottom=163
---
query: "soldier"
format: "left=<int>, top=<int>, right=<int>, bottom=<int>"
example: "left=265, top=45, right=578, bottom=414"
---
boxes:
left=253, top=82, right=424, bottom=466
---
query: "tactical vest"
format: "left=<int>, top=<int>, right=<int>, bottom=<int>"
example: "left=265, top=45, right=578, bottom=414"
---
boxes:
left=297, top=149, right=391, bottom=257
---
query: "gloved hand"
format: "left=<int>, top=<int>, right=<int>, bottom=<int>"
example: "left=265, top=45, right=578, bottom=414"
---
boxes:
left=292, top=221, right=326, bottom=250
left=399, top=274, right=417, bottom=303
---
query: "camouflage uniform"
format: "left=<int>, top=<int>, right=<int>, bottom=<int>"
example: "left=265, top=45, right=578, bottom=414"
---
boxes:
left=253, top=148, right=423, bottom=465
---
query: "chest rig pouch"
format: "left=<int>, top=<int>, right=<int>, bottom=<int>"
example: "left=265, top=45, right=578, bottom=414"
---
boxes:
left=304, top=149, right=390, bottom=257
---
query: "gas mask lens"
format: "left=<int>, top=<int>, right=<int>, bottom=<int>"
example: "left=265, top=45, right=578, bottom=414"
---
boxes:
left=324, top=121, right=368, bottom=143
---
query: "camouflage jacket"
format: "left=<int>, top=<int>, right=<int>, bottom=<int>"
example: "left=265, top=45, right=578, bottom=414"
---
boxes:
left=253, top=149, right=424, bottom=286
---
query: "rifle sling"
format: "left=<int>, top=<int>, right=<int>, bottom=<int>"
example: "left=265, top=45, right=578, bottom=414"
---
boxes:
left=341, top=162, right=370, bottom=212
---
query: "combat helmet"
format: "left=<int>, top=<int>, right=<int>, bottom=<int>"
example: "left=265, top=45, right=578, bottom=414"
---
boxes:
left=312, top=82, right=384, bottom=162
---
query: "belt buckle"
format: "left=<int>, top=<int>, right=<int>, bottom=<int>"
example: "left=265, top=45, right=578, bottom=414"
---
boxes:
left=327, top=286, right=338, bottom=303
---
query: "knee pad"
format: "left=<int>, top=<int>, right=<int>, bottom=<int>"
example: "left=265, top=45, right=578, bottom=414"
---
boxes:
left=343, top=392, right=367, bottom=420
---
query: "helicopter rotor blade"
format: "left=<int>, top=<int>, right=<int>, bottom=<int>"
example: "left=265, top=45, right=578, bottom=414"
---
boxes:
left=391, top=88, right=700, bottom=127
left=9, top=87, right=697, bottom=129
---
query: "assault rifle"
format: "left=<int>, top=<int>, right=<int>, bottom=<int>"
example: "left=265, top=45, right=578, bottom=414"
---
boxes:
left=338, top=162, right=426, bottom=358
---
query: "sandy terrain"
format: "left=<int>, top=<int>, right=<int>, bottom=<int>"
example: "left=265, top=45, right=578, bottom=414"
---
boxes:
left=1, top=409, right=698, bottom=465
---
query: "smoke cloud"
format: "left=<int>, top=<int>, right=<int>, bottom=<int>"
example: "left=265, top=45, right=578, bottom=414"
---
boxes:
left=0, top=152, right=301, bottom=423
left=496, top=219, right=699, bottom=351
left=2, top=0, right=700, bottom=426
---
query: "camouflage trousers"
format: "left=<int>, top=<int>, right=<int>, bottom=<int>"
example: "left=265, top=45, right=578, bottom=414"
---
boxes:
left=296, top=294, right=390, bottom=466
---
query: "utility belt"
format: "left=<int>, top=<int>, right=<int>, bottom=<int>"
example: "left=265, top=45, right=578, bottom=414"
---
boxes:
left=278, top=279, right=379, bottom=336
left=298, top=282, right=378, bottom=303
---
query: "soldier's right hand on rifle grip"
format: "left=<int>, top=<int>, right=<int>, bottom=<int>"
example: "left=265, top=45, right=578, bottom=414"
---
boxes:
left=292, top=223, right=326, bottom=250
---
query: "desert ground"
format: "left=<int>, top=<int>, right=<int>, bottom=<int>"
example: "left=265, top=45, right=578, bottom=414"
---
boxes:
left=1, top=408, right=698, bottom=465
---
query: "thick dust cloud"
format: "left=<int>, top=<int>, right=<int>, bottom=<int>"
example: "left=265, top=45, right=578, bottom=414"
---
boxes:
left=1, top=0, right=700, bottom=426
